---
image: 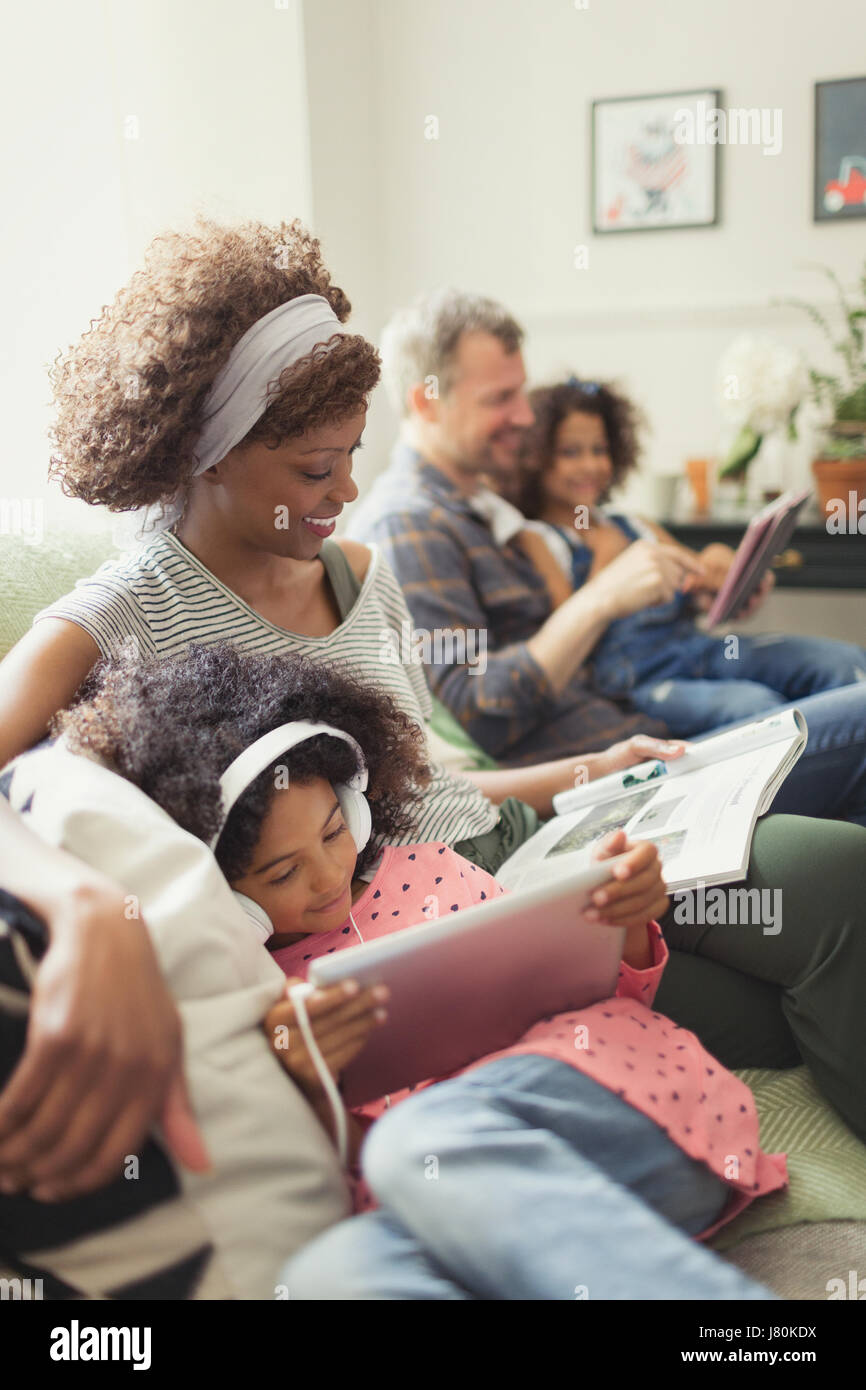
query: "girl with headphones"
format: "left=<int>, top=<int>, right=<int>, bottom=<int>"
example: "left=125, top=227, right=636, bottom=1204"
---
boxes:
left=50, top=641, right=784, bottom=1300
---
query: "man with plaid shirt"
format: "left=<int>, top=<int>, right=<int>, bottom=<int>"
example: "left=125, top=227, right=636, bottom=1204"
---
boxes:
left=348, top=290, right=690, bottom=767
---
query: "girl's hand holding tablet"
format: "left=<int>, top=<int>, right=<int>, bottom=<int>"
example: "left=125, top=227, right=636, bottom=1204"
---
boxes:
left=695, top=542, right=737, bottom=593
left=592, top=539, right=706, bottom=620
left=265, top=978, right=389, bottom=1103
left=587, top=831, right=669, bottom=969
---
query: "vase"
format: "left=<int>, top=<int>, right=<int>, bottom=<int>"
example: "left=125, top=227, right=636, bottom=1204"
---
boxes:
left=749, top=428, right=822, bottom=504
left=746, top=432, right=788, bottom=504
left=812, top=456, right=866, bottom=524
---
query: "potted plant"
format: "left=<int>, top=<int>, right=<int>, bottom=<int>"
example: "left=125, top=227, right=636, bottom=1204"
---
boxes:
left=715, top=336, right=808, bottom=500
left=782, top=263, right=866, bottom=521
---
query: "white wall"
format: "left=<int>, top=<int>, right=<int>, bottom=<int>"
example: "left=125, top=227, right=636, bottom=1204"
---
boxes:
left=5, top=0, right=864, bottom=531
left=1, top=0, right=312, bottom=531
left=303, top=0, right=866, bottom=509
left=303, top=0, right=382, bottom=337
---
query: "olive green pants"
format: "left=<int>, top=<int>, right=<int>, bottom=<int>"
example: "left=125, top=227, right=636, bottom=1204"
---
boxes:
left=656, top=814, right=866, bottom=1142
left=459, top=809, right=866, bottom=1143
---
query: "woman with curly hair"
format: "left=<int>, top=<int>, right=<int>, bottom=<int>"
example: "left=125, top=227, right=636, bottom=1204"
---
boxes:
left=52, top=641, right=779, bottom=1301
left=509, top=377, right=866, bottom=737
left=0, top=218, right=676, bottom=840
left=0, top=223, right=681, bottom=1207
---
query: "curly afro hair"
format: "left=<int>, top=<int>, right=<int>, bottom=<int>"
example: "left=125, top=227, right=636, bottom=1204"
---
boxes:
left=53, top=643, right=432, bottom=881
left=48, top=218, right=381, bottom=515
left=516, top=378, right=646, bottom=518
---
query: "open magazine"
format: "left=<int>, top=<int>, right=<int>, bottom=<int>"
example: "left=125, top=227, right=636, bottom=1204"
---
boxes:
left=496, top=708, right=807, bottom=894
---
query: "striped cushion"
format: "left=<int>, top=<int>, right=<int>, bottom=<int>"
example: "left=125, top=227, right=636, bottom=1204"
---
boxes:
left=713, top=1067, right=866, bottom=1251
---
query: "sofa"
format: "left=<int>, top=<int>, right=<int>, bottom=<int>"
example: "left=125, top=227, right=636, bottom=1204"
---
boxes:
left=1, top=520, right=864, bottom=1299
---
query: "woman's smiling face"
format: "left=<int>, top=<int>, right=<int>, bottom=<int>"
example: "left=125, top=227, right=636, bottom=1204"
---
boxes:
left=542, top=410, right=613, bottom=512
left=192, top=409, right=366, bottom=558
left=230, top=776, right=360, bottom=948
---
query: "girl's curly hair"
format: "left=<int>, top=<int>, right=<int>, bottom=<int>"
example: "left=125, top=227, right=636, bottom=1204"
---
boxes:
left=516, top=378, right=646, bottom=518
left=48, top=218, right=381, bottom=514
left=53, top=643, right=432, bottom=881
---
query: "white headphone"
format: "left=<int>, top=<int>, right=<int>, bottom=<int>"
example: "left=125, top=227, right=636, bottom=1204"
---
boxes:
left=211, top=720, right=372, bottom=943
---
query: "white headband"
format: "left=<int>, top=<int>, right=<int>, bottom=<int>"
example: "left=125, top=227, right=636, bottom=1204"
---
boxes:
left=210, top=720, right=367, bottom=850
left=136, top=294, right=348, bottom=537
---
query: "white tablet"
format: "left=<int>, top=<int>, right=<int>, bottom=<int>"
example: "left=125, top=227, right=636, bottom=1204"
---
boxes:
left=308, top=857, right=626, bottom=1107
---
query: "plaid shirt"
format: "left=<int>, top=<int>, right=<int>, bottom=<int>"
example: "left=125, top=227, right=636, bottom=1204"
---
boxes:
left=348, top=443, right=666, bottom=766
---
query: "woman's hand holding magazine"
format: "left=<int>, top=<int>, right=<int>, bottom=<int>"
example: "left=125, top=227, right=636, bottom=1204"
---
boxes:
left=585, top=734, right=689, bottom=783
left=505, top=708, right=808, bottom=897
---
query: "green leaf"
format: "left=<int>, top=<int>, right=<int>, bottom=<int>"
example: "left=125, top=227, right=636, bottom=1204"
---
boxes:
left=781, top=262, right=866, bottom=412
left=837, top=384, right=866, bottom=421
left=819, top=436, right=866, bottom=460
left=719, top=424, right=762, bottom=478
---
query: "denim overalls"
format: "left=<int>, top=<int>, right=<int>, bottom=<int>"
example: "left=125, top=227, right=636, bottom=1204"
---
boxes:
left=557, top=516, right=866, bottom=737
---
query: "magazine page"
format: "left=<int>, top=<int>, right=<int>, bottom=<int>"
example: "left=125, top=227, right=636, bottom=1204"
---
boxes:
left=500, top=716, right=806, bottom=895
left=552, top=707, right=805, bottom=818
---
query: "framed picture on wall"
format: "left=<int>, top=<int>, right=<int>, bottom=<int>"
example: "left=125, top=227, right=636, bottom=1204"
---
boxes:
left=591, top=89, right=721, bottom=234
left=814, top=77, right=866, bottom=221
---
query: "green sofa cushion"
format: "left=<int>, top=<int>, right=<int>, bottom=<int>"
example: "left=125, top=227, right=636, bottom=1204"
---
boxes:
left=0, top=525, right=116, bottom=660
left=428, top=695, right=499, bottom=771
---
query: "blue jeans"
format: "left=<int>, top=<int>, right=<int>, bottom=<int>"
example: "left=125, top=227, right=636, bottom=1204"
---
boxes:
left=624, top=632, right=866, bottom=737
left=281, top=1055, right=775, bottom=1301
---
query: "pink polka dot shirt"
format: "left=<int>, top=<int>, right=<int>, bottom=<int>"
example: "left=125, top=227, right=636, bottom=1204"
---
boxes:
left=273, top=843, right=787, bottom=1233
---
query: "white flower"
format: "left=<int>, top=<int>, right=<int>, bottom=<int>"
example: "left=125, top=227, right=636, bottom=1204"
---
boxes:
left=717, top=335, right=808, bottom=435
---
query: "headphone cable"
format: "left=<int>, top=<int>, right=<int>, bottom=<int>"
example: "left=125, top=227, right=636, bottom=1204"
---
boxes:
left=287, top=909, right=365, bottom=1167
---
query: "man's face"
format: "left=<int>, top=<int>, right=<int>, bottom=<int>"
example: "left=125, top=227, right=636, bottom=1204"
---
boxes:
left=432, top=331, right=534, bottom=484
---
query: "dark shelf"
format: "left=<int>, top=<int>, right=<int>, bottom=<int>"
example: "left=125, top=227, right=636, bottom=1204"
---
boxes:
left=663, top=518, right=866, bottom=590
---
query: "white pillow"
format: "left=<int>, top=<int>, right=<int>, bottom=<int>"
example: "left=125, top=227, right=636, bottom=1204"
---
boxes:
left=4, top=741, right=350, bottom=1299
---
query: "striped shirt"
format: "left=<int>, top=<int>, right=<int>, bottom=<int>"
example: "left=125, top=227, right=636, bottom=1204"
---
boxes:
left=33, top=532, right=499, bottom=850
